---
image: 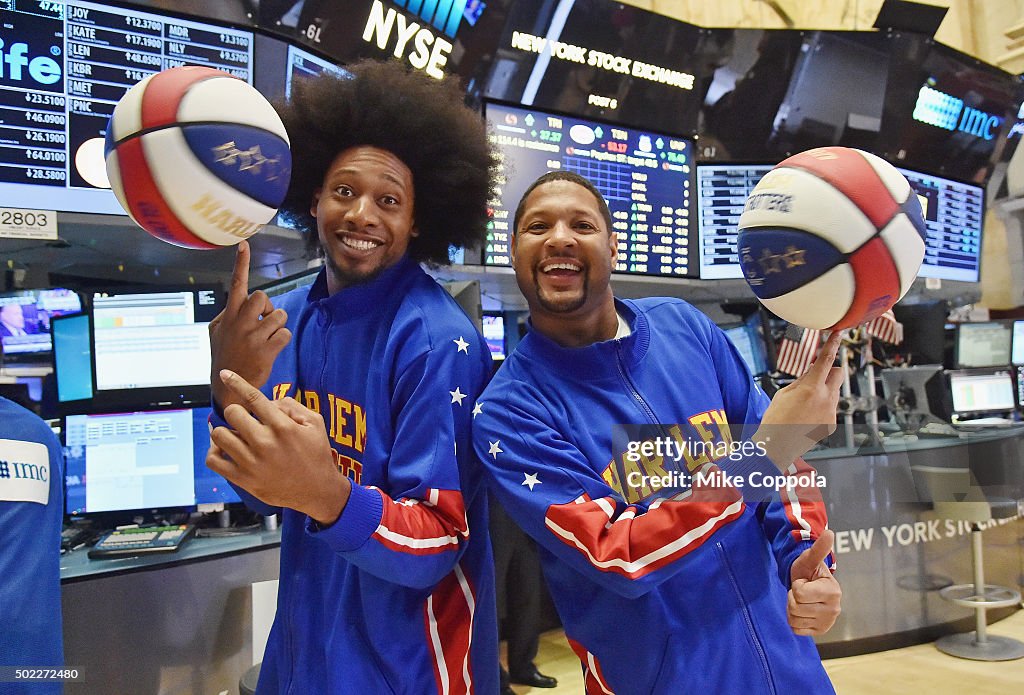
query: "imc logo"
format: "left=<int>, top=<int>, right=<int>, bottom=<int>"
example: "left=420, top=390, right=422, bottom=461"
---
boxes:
left=913, top=84, right=1002, bottom=140
left=0, top=37, right=62, bottom=85
left=362, top=0, right=469, bottom=79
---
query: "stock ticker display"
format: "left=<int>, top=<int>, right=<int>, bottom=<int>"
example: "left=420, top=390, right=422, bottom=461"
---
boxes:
left=484, top=102, right=695, bottom=277
left=695, top=162, right=984, bottom=283
left=0, top=0, right=253, bottom=214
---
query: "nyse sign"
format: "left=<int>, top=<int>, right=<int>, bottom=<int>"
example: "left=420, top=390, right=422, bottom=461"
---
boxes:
left=361, top=0, right=453, bottom=79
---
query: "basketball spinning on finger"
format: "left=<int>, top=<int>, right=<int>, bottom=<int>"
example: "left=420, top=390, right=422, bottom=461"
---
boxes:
left=104, top=65, right=292, bottom=249
left=737, top=146, right=926, bottom=330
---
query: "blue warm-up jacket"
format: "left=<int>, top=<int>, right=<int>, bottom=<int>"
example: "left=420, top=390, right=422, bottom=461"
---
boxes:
left=217, top=257, right=498, bottom=695
left=473, top=297, right=836, bottom=695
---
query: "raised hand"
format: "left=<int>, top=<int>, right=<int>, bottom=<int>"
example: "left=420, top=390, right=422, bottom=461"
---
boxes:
left=756, top=331, right=844, bottom=470
left=207, top=369, right=350, bottom=524
left=787, top=530, right=841, bottom=636
left=209, top=240, right=292, bottom=410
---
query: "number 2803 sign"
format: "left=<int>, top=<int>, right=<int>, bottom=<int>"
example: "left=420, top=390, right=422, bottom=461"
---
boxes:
left=0, top=207, right=57, bottom=240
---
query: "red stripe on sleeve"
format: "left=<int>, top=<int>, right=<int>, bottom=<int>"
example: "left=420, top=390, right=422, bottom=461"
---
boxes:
left=780, top=459, right=829, bottom=543
left=372, top=488, right=468, bottom=556
left=543, top=475, right=744, bottom=579
left=425, top=564, right=476, bottom=694
left=566, top=637, right=615, bottom=694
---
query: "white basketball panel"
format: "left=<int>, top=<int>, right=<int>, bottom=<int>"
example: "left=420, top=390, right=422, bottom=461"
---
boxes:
left=109, top=72, right=156, bottom=142
left=178, top=78, right=290, bottom=143
left=140, top=128, right=274, bottom=247
left=740, top=167, right=877, bottom=253
left=760, top=264, right=856, bottom=330
left=879, top=215, right=927, bottom=297
left=857, top=149, right=912, bottom=202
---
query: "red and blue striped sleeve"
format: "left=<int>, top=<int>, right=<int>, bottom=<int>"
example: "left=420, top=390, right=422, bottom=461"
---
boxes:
left=307, top=331, right=490, bottom=590
left=474, top=384, right=747, bottom=599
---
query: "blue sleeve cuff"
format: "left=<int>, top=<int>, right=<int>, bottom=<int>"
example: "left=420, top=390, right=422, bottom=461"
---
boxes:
left=306, top=482, right=384, bottom=553
left=720, top=451, right=778, bottom=504
left=208, top=409, right=229, bottom=432
left=778, top=538, right=815, bottom=587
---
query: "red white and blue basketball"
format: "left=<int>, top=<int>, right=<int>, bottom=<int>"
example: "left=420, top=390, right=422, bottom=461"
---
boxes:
left=736, top=147, right=926, bottom=330
left=104, top=66, right=291, bottom=249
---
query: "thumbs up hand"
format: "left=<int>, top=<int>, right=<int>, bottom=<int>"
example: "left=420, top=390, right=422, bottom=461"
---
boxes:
left=787, top=530, right=842, bottom=636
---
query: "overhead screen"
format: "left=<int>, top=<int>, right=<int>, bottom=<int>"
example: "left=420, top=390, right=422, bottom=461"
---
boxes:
left=484, top=0, right=709, bottom=134
left=284, top=44, right=348, bottom=99
left=0, top=0, right=254, bottom=215
left=881, top=36, right=1022, bottom=183
left=695, top=163, right=984, bottom=282
left=485, top=101, right=694, bottom=277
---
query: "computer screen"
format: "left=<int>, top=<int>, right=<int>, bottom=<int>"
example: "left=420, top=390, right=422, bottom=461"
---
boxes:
left=955, top=322, right=1012, bottom=368
left=90, top=286, right=222, bottom=394
left=256, top=268, right=320, bottom=299
left=722, top=320, right=769, bottom=376
left=64, top=405, right=239, bottom=516
left=948, top=369, right=1016, bottom=416
left=0, top=0, right=254, bottom=215
left=892, top=301, right=948, bottom=365
left=1012, top=320, right=1024, bottom=365
left=0, top=288, right=82, bottom=362
left=897, top=167, right=984, bottom=282
left=284, top=44, right=348, bottom=99
left=879, top=365, right=952, bottom=428
left=696, top=163, right=774, bottom=279
left=51, top=312, right=94, bottom=404
left=482, top=314, right=505, bottom=360
left=484, top=101, right=695, bottom=277
left=694, top=162, right=984, bottom=283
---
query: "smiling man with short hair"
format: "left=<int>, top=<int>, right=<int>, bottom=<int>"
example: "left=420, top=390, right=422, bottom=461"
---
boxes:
left=474, top=170, right=843, bottom=694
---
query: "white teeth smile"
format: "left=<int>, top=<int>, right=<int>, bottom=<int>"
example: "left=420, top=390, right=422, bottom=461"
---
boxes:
left=341, top=237, right=382, bottom=251
left=542, top=262, right=582, bottom=273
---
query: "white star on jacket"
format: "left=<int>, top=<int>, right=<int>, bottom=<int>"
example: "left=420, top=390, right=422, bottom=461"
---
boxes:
left=488, top=440, right=502, bottom=458
left=522, top=472, right=541, bottom=491
left=450, top=387, right=466, bottom=405
left=472, top=402, right=483, bottom=418
left=453, top=336, right=470, bottom=353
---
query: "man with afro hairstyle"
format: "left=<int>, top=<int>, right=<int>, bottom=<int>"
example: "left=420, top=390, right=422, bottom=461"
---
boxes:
left=207, top=59, right=500, bottom=694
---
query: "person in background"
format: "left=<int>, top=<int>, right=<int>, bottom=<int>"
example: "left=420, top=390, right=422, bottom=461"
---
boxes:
left=0, top=396, right=64, bottom=695
left=474, top=171, right=842, bottom=694
left=206, top=60, right=500, bottom=693
left=0, top=304, right=29, bottom=339
left=490, top=492, right=558, bottom=693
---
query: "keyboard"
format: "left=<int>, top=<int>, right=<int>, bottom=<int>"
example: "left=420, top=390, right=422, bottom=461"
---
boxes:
left=88, top=524, right=196, bottom=559
left=60, top=526, right=95, bottom=552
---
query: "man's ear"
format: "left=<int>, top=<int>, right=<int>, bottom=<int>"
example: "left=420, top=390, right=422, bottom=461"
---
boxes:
left=510, top=230, right=517, bottom=266
left=607, top=226, right=618, bottom=264
left=310, top=188, right=321, bottom=218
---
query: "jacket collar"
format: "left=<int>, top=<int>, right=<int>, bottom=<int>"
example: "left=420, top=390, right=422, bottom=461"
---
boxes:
left=306, top=255, right=420, bottom=318
left=516, top=298, right=650, bottom=380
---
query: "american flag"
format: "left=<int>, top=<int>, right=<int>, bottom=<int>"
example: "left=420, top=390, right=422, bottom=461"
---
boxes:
left=775, top=324, right=823, bottom=377
left=864, top=310, right=904, bottom=345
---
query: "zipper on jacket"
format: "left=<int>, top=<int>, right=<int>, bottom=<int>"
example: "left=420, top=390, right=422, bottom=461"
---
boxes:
left=717, top=541, right=776, bottom=695
left=615, top=342, right=669, bottom=439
